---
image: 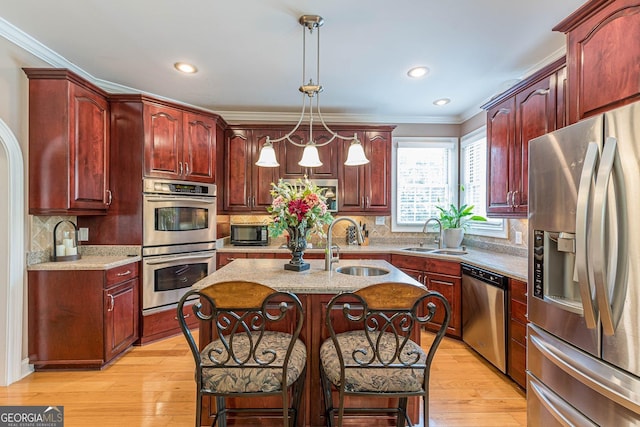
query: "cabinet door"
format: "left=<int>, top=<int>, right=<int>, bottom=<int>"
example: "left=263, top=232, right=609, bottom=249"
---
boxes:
left=281, top=128, right=338, bottom=179
left=144, top=103, right=184, bottom=179
left=183, top=112, right=216, bottom=183
left=514, top=75, right=555, bottom=214
left=486, top=97, right=516, bottom=216
left=104, top=278, right=139, bottom=362
left=224, top=129, right=253, bottom=211
left=363, top=131, right=391, bottom=213
left=69, top=84, right=110, bottom=210
left=425, top=272, right=461, bottom=338
left=560, top=0, right=640, bottom=123
left=253, top=129, right=283, bottom=210
left=338, top=133, right=366, bottom=211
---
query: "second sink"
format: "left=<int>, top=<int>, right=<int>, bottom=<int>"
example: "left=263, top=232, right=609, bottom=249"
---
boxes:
left=335, top=266, right=390, bottom=276
left=402, top=247, right=468, bottom=256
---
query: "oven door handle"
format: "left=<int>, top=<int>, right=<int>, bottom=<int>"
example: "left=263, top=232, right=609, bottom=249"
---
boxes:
left=144, top=196, right=215, bottom=205
left=145, top=254, right=216, bottom=265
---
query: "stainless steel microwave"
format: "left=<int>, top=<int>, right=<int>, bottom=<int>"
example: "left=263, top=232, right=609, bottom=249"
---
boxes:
left=230, top=224, right=269, bottom=246
left=283, top=178, right=338, bottom=212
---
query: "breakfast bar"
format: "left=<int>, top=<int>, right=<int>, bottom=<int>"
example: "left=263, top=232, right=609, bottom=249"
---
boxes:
left=193, top=258, right=426, bottom=426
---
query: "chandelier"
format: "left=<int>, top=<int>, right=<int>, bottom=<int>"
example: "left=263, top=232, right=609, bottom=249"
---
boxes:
left=255, top=15, right=369, bottom=168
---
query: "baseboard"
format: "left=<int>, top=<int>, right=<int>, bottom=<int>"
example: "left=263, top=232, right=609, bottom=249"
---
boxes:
left=20, top=358, right=34, bottom=380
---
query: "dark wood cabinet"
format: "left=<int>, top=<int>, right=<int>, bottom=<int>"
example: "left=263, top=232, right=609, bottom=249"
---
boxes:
left=508, top=278, right=528, bottom=388
left=338, top=129, right=393, bottom=214
left=223, top=127, right=283, bottom=212
left=28, top=261, right=139, bottom=370
left=24, top=68, right=111, bottom=215
left=555, top=0, right=640, bottom=123
left=482, top=58, right=566, bottom=218
left=144, top=103, right=217, bottom=183
left=281, top=128, right=338, bottom=179
left=391, top=254, right=461, bottom=338
left=221, top=125, right=394, bottom=214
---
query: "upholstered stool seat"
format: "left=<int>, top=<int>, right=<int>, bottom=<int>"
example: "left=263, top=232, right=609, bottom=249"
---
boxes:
left=320, top=330, right=425, bottom=393
left=201, top=331, right=307, bottom=393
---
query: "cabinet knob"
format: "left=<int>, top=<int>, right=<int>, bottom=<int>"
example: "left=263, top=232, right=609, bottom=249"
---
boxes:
left=107, top=294, right=115, bottom=312
left=116, top=270, right=132, bottom=277
left=184, top=162, right=190, bottom=176
left=507, top=190, right=513, bottom=208
left=106, top=189, right=113, bottom=206
left=179, top=162, right=183, bottom=176
left=513, top=190, right=520, bottom=208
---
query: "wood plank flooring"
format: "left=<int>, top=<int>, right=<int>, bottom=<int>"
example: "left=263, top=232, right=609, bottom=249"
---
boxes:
left=0, top=331, right=526, bottom=426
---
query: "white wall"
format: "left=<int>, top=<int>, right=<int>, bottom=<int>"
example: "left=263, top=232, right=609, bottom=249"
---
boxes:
left=0, top=35, right=48, bottom=383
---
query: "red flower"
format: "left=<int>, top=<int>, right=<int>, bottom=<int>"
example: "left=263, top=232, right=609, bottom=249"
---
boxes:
left=288, top=199, right=310, bottom=221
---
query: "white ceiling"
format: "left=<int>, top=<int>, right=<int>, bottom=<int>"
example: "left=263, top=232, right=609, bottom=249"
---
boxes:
left=0, top=0, right=586, bottom=124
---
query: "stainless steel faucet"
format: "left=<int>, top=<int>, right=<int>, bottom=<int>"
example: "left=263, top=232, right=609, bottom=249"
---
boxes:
left=423, top=218, right=443, bottom=249
left=325, top=217, right=364, bottom=271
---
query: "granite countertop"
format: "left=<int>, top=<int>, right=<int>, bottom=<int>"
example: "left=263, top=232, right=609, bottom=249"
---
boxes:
left=193, top=259, right=424, bottom=294
left=27, top=255, right=141, bottom=271
left=217, top=242, right=528, bottom=281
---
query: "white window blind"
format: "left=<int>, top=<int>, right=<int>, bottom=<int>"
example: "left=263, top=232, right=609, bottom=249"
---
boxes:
left=393, top=138, right=457, bottom=230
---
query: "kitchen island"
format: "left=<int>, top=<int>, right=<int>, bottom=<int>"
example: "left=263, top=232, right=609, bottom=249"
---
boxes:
left=192, top=258, right=425, bottom=427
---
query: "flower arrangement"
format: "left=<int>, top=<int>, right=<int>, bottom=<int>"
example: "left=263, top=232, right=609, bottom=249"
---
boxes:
left=267, top=177, right=334, bottom=238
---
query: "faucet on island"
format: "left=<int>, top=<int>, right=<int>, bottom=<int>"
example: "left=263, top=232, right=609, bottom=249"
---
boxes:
left=423, top=218, right=444, bottom=249
left=325, top=217, right=364, bottom=271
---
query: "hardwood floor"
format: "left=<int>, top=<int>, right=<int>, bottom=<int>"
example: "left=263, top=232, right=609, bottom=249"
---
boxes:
left=0, top=331, right=526, bottom=426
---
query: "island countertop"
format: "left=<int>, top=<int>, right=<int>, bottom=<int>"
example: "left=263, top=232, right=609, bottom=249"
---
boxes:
left=193, top=258, right=423, bottom=294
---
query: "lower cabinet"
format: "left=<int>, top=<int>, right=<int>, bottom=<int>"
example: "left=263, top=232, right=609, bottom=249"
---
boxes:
left=391, top=255, right=462, bottom=338
left=28, top=262, right=139, bottom=370
left=508, top=278, right=528, bottom=388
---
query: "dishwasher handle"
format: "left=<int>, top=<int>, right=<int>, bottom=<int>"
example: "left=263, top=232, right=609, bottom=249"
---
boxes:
left=461, top=263, right=507, bottom=289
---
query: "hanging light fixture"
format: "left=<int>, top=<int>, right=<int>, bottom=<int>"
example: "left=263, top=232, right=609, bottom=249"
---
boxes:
left=255, top=15, right=369, bottom=168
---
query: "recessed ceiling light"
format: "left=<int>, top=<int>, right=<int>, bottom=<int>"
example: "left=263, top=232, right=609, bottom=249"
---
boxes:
left=407, top=66, right=429, bottom=78
left=433, top=98, right=451, bottom=106
left=174, top=62, right=198, bottom=74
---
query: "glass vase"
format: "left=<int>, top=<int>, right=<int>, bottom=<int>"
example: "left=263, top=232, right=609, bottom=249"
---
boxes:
left=285, top=226, right=310, bottom=271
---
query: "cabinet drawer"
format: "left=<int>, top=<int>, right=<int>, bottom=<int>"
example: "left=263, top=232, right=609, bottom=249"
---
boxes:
left=510, top=318, right=527, bottom=346
left=391, top=254, right=427, bottom=271
left=511, top=298, right=527, bottom=323
left=510, top=278, right=527, bottom=303
left=426, top=258, right=461, bottom=276
left=106, top=262, right=139, bottom=286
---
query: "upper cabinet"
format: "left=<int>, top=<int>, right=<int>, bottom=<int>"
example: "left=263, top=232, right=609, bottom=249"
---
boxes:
left=280, top=127, right=338, bottom=179
left=144, top=103, right=218, bottom=183
left=338, top=129, right=393, bottom=214
left=25, top=68, right=111, bottom=215
left=554, top=0, right=640, bottom=123
left=223, top=127, right=282, bottom=212
left=482, top=58, right=566, bottom=218
left=220, top=125, right=394, bottom=214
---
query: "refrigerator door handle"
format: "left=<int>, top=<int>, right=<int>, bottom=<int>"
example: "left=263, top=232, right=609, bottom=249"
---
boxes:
left=592, top=137, right=627, bottom=336
left=528, top=375, right=598, bottom=427
left=575, top=142, right=599, bottom=329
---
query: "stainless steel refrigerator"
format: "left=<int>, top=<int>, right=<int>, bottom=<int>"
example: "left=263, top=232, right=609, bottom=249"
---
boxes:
left=527, top=101, right=640, bottom=426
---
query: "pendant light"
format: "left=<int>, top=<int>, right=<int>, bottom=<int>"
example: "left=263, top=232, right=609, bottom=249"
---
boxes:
left=255, top=15, right=369, bottom=168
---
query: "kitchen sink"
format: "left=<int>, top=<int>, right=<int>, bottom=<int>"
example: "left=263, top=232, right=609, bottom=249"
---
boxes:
left=335, top=266, right=390, bottom=276
left=402, top=247, right=468, bottom=256
left=427, top=249, right=468, bottom=255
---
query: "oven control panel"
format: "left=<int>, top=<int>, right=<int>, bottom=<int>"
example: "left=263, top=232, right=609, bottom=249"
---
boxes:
left=143, top=177, right=216, bottom=197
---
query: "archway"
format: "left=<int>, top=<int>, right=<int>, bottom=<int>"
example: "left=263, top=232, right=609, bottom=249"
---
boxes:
left=0, top=117, right=26, bottom=386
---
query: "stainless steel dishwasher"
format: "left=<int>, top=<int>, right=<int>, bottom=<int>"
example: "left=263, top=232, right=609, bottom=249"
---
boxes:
left=461, top=263, right=507, bottom=373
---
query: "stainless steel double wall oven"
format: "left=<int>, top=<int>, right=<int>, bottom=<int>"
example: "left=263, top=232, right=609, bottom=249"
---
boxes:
left=142, top=178, right=216, bottom=314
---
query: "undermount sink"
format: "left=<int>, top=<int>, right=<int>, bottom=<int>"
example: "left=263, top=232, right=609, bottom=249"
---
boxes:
left=335, top=266, right=390, bottom=276
left=402, top=247, right=468, bottom=256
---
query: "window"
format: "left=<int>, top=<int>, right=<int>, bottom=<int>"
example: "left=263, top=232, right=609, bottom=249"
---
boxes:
left=460, top=128, right=506, bottom=237
left=392, top=130, right=506, bottom=237
left=392, top=137, right=457, bottom=231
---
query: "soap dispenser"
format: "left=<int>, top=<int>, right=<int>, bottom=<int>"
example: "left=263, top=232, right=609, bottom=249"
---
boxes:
left=52, top=220, right=81, bottom=262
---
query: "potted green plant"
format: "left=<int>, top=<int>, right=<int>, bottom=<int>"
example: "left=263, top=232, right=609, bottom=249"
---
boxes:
left=435, top=204, right=487, bottom=248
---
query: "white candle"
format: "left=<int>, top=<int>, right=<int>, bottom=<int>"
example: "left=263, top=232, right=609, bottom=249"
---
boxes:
left=63, top=238, right=74, bottom=249
left=65, top=247, right=78, bottom=256
left=56, top=245, right=66, bottom=256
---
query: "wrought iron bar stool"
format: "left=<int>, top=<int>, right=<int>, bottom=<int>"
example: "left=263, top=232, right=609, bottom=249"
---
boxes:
left=177, top=280, right=307, bottom=427
left=319, top=282, right=450, bottom=426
